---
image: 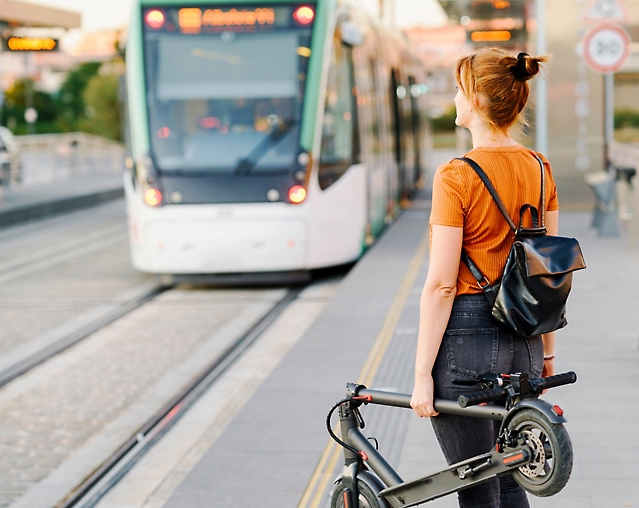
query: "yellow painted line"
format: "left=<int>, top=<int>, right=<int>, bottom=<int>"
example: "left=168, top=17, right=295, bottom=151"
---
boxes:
left=298, top=228, right=430, bottom=508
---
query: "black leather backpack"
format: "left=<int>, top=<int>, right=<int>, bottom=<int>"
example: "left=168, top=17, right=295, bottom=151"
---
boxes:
left=458, top=155, right=586, bottom=337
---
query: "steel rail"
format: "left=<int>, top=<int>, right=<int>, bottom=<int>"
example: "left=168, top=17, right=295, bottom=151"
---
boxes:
left=0, top=283, right=171, bottom=388
left=56, top=285, right=305, bottom=508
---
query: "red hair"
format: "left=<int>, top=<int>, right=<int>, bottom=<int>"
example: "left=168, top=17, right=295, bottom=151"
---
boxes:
left=455, top=47, right=549, bottom=133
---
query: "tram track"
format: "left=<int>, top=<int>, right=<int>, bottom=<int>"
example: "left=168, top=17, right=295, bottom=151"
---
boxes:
left=0, top=282, right=171, bottom=389
left=54, top=285, right=305, bottom=508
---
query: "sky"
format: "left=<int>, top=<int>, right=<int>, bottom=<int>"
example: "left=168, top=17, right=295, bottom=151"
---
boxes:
left=30, top=0, right=448, bottom=32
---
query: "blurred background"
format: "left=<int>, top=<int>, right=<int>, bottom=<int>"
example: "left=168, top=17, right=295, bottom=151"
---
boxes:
left=0, top=0, right=637, bottom=205
left=0, top=2, right=638, bottom=508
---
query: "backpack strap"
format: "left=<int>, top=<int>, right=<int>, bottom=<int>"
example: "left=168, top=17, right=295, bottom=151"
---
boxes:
left=532, top=154, right=546, bottom=227
left=460, top=250, right=490, bottom=289
left=455, top=154, right=548, bottom=288
left=457, top=157, right=517, bottom=232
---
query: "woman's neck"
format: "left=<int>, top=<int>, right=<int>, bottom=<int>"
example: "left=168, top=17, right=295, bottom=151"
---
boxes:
left=469, top=124, right=518, bottom=148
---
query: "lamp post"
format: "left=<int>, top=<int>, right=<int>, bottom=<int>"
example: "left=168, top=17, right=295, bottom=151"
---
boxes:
left=535, top=0, right=548, bottom=156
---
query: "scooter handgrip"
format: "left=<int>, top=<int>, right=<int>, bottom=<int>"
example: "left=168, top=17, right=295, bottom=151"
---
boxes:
left=458, top=387, right=507, bottom=408
left=530, top=371, right=577, bottom=394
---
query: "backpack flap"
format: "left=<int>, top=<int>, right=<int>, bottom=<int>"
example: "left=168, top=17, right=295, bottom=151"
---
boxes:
left=518, top=236, right=586, bottom=277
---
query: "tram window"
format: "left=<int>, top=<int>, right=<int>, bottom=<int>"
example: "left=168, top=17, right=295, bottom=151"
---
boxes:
left=143, top=27, right=312, bottom=174
left=318, top=40, right=358, bottom=190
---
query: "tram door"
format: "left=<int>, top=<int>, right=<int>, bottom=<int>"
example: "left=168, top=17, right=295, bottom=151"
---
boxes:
left=389, top=69, right=407, bottom=202
left=408, top=76, right=422, bottom=186
left=390, top=69, right=417, bottom=201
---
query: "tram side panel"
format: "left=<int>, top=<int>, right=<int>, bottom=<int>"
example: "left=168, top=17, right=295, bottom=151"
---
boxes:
left=307, top=8, right=367, bottom=269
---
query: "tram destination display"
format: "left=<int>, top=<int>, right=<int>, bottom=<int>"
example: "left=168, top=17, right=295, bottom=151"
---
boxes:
left=2, top=36, right=59, bottom=52
left=143, top=4, right=314, bottom=34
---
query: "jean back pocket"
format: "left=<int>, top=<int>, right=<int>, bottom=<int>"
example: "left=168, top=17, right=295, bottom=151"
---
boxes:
left=443, top=327, right=499, bottom=380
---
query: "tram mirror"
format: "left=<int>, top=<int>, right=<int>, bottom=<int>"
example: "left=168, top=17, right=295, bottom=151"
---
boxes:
left=339, top=21, right=363, bottom=46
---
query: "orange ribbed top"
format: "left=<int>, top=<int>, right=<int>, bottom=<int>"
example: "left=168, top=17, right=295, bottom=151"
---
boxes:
left=430, top=145, right=559, bottom=296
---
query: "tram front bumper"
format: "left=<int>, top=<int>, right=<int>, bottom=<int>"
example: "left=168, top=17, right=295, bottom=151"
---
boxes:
left=136, top=217, right=308, bottom=274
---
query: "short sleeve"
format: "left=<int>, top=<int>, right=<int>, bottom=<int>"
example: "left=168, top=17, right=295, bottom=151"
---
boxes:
left=430, top=162, right=467, bottom=227
left=535, top=152, right=559, bottom=212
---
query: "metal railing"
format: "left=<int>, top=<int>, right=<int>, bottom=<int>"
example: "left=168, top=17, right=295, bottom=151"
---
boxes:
left=14, top=132, right=125, bottom=186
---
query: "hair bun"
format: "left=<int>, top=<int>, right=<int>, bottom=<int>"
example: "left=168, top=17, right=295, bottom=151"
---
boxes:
left=512, top=52, right=539, bottom=81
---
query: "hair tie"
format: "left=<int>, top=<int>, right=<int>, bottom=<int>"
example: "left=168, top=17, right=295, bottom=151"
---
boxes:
left=512, top=52, right=529, bottom=80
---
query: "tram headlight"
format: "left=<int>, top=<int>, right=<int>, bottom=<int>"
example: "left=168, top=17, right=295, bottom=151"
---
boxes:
left=293, top=6, right=314, bottom=25
left=145, top=10, right=166, bottom=29
left=144, top=188, right=163, bottom=207
left=288, top=185, right=307, bottom=204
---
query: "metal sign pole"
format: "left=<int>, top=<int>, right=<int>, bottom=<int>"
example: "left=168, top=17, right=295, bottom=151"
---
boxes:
left=535, top=0, right=548, bottom=155
left=604, top=72, right=614, bottom=168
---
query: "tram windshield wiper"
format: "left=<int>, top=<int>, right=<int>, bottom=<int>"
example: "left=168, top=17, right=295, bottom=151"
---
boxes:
left=233, top=116, right=298, bottom=175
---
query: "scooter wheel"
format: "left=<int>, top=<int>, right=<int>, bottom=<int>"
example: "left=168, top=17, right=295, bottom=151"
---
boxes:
left=331, top=477, right=389, bottom=508
left=508, top=408, right=573, bottom=497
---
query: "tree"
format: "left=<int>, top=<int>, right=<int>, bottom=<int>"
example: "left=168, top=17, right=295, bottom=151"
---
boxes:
left=56, top=61, right=101, bottom=132
left=1, top=79, right=59, bottom=134
left=80, top=73, right=122, bottom=141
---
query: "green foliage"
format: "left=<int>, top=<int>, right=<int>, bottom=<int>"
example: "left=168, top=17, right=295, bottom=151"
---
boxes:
left=10, top=122, right=61, bottom=135
left=431, top=104, right=457, bottom=133
left=56, top=62, right=102, bottom=132
left=614, top=108, right=639, bottom=130
left=79, top=73, right=122, bottom=141
left=0, top=61, right=123, bottom=142
left=1, top=79, right=59, bottom=131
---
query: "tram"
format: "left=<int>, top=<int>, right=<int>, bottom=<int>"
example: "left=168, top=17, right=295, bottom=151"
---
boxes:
left=124, top=0, right=430, bottom=276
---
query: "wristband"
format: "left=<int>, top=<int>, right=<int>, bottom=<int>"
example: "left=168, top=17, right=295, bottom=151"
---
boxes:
left=543, top=353, right=555, bottom=361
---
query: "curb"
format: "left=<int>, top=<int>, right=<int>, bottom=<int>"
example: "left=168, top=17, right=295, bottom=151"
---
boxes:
left=0, top=186, right=124, bottom=229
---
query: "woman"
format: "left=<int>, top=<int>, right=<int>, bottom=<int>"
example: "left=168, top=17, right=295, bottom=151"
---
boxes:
left=411, top=48, right=557, bottom=507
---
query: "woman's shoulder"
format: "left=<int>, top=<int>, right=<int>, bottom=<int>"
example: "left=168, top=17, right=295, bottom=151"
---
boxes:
left=435, top=157, right=468, bottom=177
left=528, top=149, right=550, bottom=165
left=433, top=158, right=472, bottom=196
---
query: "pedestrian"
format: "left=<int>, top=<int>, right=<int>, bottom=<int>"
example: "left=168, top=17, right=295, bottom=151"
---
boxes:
left=410, top=47, right=555, bottom=508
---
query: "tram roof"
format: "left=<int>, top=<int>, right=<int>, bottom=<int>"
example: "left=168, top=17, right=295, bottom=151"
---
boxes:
left=0, top=0, right=81, bottom=29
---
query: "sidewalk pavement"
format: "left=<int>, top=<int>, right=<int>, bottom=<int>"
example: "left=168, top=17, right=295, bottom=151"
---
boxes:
left=0, top=173, right=123, bottom=229
left=395, top=211, right=639, bottom=508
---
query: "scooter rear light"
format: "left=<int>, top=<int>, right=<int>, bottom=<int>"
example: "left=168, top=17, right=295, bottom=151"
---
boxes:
left=552, top=405, right=564, bottom=417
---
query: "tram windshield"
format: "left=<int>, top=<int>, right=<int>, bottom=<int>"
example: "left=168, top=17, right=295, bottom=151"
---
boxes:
left=142, top=5, right=313, bottom=174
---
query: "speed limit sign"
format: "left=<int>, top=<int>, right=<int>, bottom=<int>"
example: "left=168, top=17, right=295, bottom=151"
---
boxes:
left=583, top=23, right=631, bottom=73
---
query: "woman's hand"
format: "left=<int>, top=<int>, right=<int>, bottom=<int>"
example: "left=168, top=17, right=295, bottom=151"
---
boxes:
left=542, top=357, right=555, bottom=378
left=411, top=375, right=439, bottom=418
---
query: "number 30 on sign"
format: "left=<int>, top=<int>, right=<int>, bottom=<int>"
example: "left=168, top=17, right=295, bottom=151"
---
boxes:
left=583, top=23, right=631, bottom=73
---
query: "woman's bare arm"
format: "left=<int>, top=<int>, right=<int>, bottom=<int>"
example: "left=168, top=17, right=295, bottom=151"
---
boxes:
left=411, top=225, right=463, bottom=418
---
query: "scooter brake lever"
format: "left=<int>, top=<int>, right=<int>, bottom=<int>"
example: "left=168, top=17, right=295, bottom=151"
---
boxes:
left=480, top=373, right=502, bottom=390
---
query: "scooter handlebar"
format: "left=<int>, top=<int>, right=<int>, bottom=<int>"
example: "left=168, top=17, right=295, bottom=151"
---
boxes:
left=529, top=371, right=577, bottom=394
left=458, top=371, right=578, bottom=407
left=458, top=387, right=507, bottom=408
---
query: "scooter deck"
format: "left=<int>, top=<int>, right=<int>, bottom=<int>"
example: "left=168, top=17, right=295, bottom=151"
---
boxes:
left=378, top=447, right=531, bottom=508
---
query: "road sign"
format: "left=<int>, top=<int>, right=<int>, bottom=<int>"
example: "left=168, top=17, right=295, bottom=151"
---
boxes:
left=583, top=0, right=629, bottom=23
left=583, top=23, right=631, bottom=73
left=2, top=36, right=58, bottom=52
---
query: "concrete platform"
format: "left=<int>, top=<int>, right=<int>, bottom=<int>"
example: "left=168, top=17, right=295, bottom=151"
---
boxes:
left=94, top=196, right=639, bottom=507
left=0, top=173, right=124, bottom=229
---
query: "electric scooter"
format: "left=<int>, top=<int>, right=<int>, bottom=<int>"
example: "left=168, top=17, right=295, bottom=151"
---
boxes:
left=327, top=371, right=576, bottom=507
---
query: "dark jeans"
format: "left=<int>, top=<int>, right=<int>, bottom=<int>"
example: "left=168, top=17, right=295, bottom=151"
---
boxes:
left=430, top=294, right=543, bottom=508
